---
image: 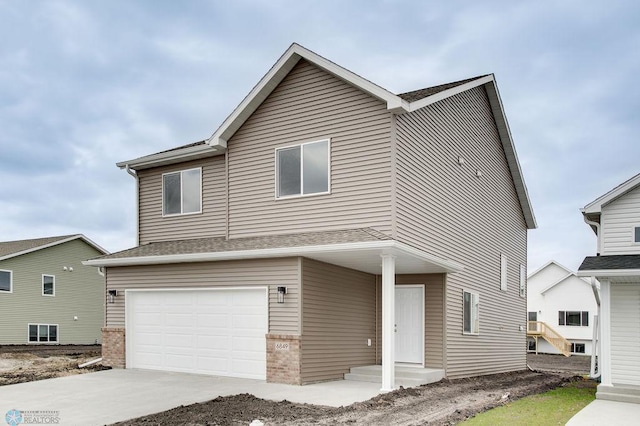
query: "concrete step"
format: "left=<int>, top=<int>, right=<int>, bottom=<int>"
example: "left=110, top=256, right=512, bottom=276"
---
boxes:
left=597, top=384, right=640, bottom=404
left=344, top=365, right=445, bottom=388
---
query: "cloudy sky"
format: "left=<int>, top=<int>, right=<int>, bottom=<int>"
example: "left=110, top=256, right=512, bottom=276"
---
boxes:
left=1, top=0, right=638, bottom=272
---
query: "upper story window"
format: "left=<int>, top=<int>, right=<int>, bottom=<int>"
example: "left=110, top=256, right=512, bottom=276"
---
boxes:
left=276, top=139, right=330, bottom=198
left=0, top=270, right=12, bottom=293
left=42, top=274, right=55, bottom=296
left=463, top=290, right=479, bottom=335
left=559, top=310, right=589, bottom=327
left=162, top=168, right=202, bottom=216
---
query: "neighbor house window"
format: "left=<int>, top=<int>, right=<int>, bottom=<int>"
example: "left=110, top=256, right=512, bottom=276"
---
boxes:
left=559, top=311, right=589, bottom=327
left=519, top=264, right=526, bottom=298
left=276, top=139, right=330, bottom=198
left=571, top=343, right=586, bottom=354
left=28, top=324, right=58, bottom=343
left=463, top=290, right=479, bottom=335
left=162, top=168, right=202, bottom=216
left=500, top=254, right=507, bottom=292
left=0, top=270, right=12, bottom=293
left=42, top=275, right=55, bottom=296
left=527, top=339, right=536, bottom=352
left=634, top=226, right=640, bottom=243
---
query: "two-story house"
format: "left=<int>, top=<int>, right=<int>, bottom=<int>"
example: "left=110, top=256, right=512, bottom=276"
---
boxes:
left=86, top=43, right=536, bottom=389
left=527, top=260, right=597, bottom=356
left=578, top=173, right=640, bottom=403
left=0, top=235, right=107, bottom=345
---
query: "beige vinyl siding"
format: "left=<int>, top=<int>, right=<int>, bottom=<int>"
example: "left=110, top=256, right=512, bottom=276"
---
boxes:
left=300, top=258, right=376, bottom=383
left=610, top=283, right=640, bottom=386
left=227, top=59, right=393, bottom=238
left=105, top=258, right=300, bottom=335
left=374, top=274, right=445, bottom=368
left=0, top=239, right=105, bottom=344
left=601, top=186, right=640, bottom=255
left=395, top=86, right=528, bottom=378
left=137, top=156, right=226, bottom=245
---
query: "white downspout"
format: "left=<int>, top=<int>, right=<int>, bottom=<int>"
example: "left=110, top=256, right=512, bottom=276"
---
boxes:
left=590, top=277, right=601, bottom=379
left=125, top=165, right=140, bottom=246
left=583, top=216, right=601, bottom=256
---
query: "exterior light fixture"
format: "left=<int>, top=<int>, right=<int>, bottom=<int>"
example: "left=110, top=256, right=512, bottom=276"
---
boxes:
left=476, top=169, right=482, bottom=178
left=457, top=156, right=465, bottom=165
left=277, top=286, right=287, bottom=303
left=108, top=289, right=117, bottom=304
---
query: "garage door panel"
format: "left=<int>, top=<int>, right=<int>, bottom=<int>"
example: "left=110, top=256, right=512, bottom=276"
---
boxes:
left=128, top=289, right=267, bottom=380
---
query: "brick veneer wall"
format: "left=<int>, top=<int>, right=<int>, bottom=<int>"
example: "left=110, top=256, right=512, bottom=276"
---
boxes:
left=102, top=327, right=126, bottom=368
left=266, top=334, right=301, bottom=385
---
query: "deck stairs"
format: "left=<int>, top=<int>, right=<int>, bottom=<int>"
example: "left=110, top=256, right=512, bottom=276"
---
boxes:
left=527, top=321, right=571, bottom=357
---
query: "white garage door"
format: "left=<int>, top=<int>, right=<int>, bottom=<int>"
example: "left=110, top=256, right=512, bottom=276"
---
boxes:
left=127, top=288, right=267, bottom=380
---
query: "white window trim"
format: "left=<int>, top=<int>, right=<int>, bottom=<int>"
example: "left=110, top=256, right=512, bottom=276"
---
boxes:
left=27, top=323, right=59, bottom=343
left=463, top=290, right=480, bottom=335
left=161, top=167, right=203, bottom=217
left=42, top=274, right=55, bottom=297
left=274, top=138, right=331, bottom=199
left=519, top=264, right=526, bottom=298
left=632, top=225, right=640, bottom=244
left=500, top=254, right=508, bottom=292
left=0, top=269, right=12, bottom=293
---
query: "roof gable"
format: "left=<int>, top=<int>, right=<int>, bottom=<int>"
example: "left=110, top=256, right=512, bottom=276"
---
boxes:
left=0, top=235, right=108, bottom=261
left=582, top=172, right=640, bottom=215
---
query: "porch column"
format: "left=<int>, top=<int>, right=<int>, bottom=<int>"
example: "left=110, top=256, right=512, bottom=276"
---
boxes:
left=600, top=279, right=612, bottom=387
left=381, top=254, right=396, bottom=391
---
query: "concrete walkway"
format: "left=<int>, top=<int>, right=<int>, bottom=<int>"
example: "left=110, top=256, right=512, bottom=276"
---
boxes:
left=567, top=399, right=640, bottom=425
left=0, top=369, right=383, bottom=425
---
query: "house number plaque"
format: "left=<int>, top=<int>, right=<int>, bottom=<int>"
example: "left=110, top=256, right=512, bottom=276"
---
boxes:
left=275, top=342, right=290, bottom=351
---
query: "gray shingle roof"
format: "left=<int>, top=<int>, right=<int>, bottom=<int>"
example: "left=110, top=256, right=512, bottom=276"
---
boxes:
left=579, top=255, right=640, bottom=271
left=0, top=235, right=79, bottom=258
left=91, top=228, right=392, bottom=261
left=397, top=75, right=489, bottom=102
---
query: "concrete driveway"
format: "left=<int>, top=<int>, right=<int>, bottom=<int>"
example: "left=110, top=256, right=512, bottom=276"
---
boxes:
left=0, top=369, right=383, bottom=425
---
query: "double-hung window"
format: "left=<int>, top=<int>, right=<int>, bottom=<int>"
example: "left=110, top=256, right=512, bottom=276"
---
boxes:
left=276, top=139, right=330, bottom=198
left=42, top=274, right=55, bottom=296
left=28, top=324, right=58, bottom=343
left=0, top=270, right=12, bottom=293
left=162, top=168, right=202, bottom=216
left=558, top=311, right=589, bottom=326
left=463, top=290, right=480, bottom=335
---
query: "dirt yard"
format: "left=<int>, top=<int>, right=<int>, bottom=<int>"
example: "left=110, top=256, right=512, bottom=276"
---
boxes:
left=1, top=348, right=593, bottom=425
left=0, top=345, right=108, bottom=386
left=114, top=354, right=592, bottom=426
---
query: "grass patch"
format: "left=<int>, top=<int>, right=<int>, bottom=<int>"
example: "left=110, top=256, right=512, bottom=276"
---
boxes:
left=462, top=378, right=597, bottom=425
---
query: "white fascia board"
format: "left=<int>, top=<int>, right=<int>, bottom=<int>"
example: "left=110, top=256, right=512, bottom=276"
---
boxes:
left=540, top=273, right=574, bottom=294
left=577, top=269, right=640, bottom=278
left=116, top=144, right=222, bottom=171
left=83, top=240, right=464, bottom=273
left=405, top=75, right=494, bottom=112
left=207, top=43, right=405, bottom=147
left=0, top=235, right=108, bottom=262
left=484, top=78, right=537, bottom=229
left=582, top=172, right=640, bottom=214
left=528, top=260, right=574, bottom=279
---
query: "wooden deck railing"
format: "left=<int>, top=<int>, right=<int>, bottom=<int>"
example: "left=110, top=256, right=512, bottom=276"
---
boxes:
left=527, top=321, right=571, bottom=357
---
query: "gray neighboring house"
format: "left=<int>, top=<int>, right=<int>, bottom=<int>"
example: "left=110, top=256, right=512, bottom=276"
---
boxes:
left=0, top=235, right=108, bottom=345
left=578, top=172, right=640, bottom=403
left=86, top=43, right=536, bottom=389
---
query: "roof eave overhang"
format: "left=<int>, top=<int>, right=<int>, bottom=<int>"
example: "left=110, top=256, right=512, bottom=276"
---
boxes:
left=577, top=269, right=640, bottom=278
left=582, top=173, right=640, bottom=215
left=83, top=240, right=464, bottom=275
left=0, top=235, right=108, bottom=261
left=206, top=43, right=407, bottom=148
left=116, top=144, right=225, bottom=171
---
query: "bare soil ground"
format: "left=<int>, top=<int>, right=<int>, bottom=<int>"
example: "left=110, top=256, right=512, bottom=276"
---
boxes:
left=0, top=344, right=108, bottom=386
left=114, top=354, right=592, bottom=426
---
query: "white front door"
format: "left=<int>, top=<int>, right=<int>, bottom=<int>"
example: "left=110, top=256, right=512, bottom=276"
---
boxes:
left=395, top=285, right=424, bottom=364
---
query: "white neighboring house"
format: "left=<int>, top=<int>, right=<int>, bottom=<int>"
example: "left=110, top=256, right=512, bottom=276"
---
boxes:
left=527, top=261, right=597, bottom=356
left=578, top=172, right=640, bottom=403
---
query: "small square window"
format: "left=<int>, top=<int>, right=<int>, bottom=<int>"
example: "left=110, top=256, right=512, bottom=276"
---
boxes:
left=42, top=275, right=55, bottom=296
left=571, top=343, right=586, bottom=354
left=276, top=139, right=330, bottom=198
left=162, top=168, right=202, bottom=216
left=527, top=339, right=537, bottom=352
left=0, top=270, right=12, bottom=293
